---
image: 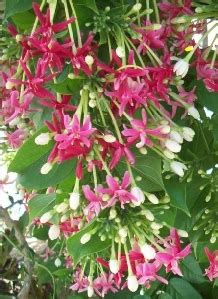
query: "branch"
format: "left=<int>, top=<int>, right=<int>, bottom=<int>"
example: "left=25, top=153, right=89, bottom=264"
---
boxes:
left=0, top=207, right=34, bottom=299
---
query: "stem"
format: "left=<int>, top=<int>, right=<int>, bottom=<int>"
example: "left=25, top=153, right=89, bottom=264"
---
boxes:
left=62, top=0, right=77, bottom=54
left=68, top=0, right=82, bottom=48
left=94, top=147, right=111, bottom=175
left=152, top=0, right=160, bottom=23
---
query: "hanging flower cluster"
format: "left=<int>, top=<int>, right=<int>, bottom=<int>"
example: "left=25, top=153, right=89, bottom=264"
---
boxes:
left=1, top=0, right=218, bottom=297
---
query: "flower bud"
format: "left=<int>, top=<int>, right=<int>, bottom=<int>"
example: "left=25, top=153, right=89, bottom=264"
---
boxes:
left=80, top=233, right=91, bottom=244
left=40, top=211, right=53, bottom=223
left=170, top=161, right=187, bottom=177
left=35, top=133, right=51, bottom=145
left=182, top=127, right=195, bottom=142
left=187, top=106, right=200, bottom=120
left=87, top=285, right=94, bottom=297
left=144, top=210, right=154, bottom=221
left=69, top=192, right=80, bottom=210
left=89, top=99, right=96, bottom=108
left=140, top=244, right=156, bottom=260
left=109, top=208, right=117, bottom=219
left=56, top=202, right=68, bottom=213
left=178, top=229, right=188, bottom=238
left=127, top=275, right=139, bottom=292
left=85, top=55, right=94, bottom=66
left=163, top=150, right=175, bottom=159
left=109, top=259, right=120, bottom=274
left=60, top=214, right=69, bottom=222
left=118, top=227, right=128, bottom=238
left=54, top=257, right=61, bottom=267
left=165, top=139, right=181, bottom=153
left=173, top=59, right=189, bottom=78
left=170, top=130, right=183, bottom=144
left=131, top=186, right=145, bottom=206
left=160, top=125, right=171, bottom=134
left=48, top=224, right=60, bottom=240
left=40, top=162, right=53, bottom=174
left=5, top=81, right=14, bottom=90
left=116, top=46, right=125, bottom=58
left=147, top=193, right=159, bottom=204
left=133, top=3, right=142, bottom=12
left=103, top=134, right=116, bottom=143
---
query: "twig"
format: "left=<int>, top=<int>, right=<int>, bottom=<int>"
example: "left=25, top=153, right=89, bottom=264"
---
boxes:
left=0, top=207, right=34, bottom=299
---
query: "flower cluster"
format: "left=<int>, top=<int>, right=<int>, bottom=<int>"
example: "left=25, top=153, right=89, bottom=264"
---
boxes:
left=1, top=0, right=218, bottom=297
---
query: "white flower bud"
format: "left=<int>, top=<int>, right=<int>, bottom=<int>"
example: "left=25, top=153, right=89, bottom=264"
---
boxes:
left=140, top=244, right=156, bottom=260
left=40, top=211, right=53, bottom=223
left=40, top=162, right=53, bottom=174
left=144, top=210, right=154, bottom=221
left=127, top=275, right=139, bottom=292
left=187, top=106, right=200, bottom=120
left=160, top=125, right=171, bottom=134
left=87, top=285, right=94, bottom=297
left=85, top=55, right=94, bottom=66
left=54, top=257, right=61, bottom=267
left=109, top=208, right=117, bottom=220
left=170, top=161, right=187, bottom=177
left=151, top=222, right=163, bottom=230
left=103, top=134, right=116, bottom=143
left=109, top=259, right=120, bottom=274
left=173, top=59, right=189, bottom=78
left=116, top=46, right=125, bottom=58
left=80, top=233, right=91, bottom=244
left=60, top=214, right=69, bottom=222
left=48, top=224, right=60, bottom=240
left=131, top=186, right=145, bottom=206
left=89, top=99, right=96, bottom=108
left=69, top=192, right=80, bottom=210
left=178, top=229, right=189, bottom=238
left=170, top=130, right=183, bottom=144
left=182, top=127, right=195, bottom=142
left=118, top=227, right=128, bottom=238
left=165, top=139, right=181, bottom=153
left=139, top=147, right=147, bottom=155
left=147, top=193, right=159, bottom=204
left=5, top=81, right=14, bottom=90
left=133, top=3, right=142, bottom=12
left=163, top=150, right=175, bottom=159
left=56, top=202, right=68, bottom=213
left=35, top=133, right=51, bottom=145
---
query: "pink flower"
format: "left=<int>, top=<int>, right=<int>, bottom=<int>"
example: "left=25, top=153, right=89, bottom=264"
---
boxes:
left=204, top=247, right=218, bottom=281
left=159, top=0, right=193, bottom=20
left=7, top=128, right=27, bottom=148
left=70, top=269, right=89, bottom=292
left=122, top=109, right=165, bottom=148
left=109, top=142, right=135, bottom=169
left=136, top=262, right=168, bottom=286
left=93, top=274, right=118, bottom=297
left=98, top=171, right=136, bottom=208
left=156, top=228, right=191, bottom=276
left=82, top=185, right=102, bottom=219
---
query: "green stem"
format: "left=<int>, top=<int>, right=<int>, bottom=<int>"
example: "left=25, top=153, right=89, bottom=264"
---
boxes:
left=69, top=0, right=82, bottom=47
left=62, top=0, right=77, bottom=54
left=152, top=0, right=160, bottom=23
left=105, top=100, right=123, bottom=144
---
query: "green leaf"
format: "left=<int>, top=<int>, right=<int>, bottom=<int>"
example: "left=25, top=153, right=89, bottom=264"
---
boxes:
left=4, top=0, right=35, bottom=20
left=12, top=11, right=35, bottom=30
left=9, top=127, right=53, bottom=173
left=51, top=78, right=84, bottom=95
left=28, top=193, right=56, bottom=223
left=74, top=0, right=99, bottom=14
left=195, top=80, right=218, bottom=114
left=159, top=294, right=173, bottom=299
left=67, top=221, right=110, bottom=265
left=18, top=154, right=76, bottom=190
left=118, top=151, right=164, bottom=192
left=181, top=256, right=205, bottom=284
left=167, top=278, right=203, bottom=299
left=164, top=178, right=190, bottom=216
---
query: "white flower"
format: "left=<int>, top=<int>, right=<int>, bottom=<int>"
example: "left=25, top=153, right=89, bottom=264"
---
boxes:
left=170, top=161, right=187, bottom=177
left=187, top=106, right=200, bottom=120
left=131, top=186, right=145, bottom=206
left=173, top=59, right=189, bottom=78
left=116, top=46, right=125, bottom=58
left=147, top=193, right=159, bottom=204
left=140, top=244, right=156, bottom=260
left=85, top=55, right=94, bottom=66
left=127, top=275, right=139, bottom=292
left=35, top=133, right=51, bottom=145
left=40, top=162, right=53, bottom=174
left=182, top=127, right=195, bottom=142
left=48, top=224, right=60, bottom=240
left=165, top=139, right=181, bottom=153
left=69, top=192, right=80, bottom=210
left=109, top=259, right=120, bottom=274
left=170, top=130, right=183, bottom=144
left=40, top=211, right=53, bottom=223
left=56, top=202, right=68, bottom=213
left=54, top=258, right=61, bottom=267
left=80, top=233, right=91, bottom=244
